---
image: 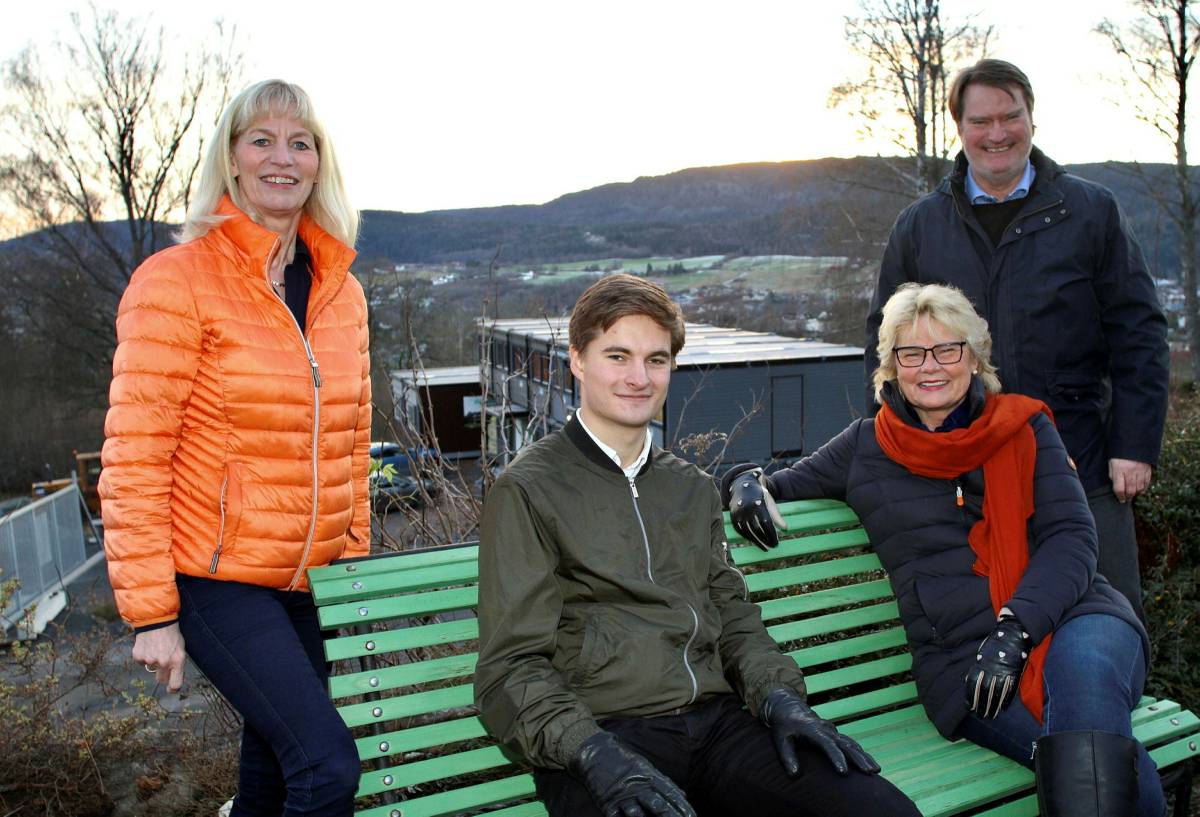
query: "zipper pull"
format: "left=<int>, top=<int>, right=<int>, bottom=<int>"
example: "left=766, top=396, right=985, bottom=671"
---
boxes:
left=311, top=363, right=322, bottom=388
left=628, top=477, right=639, bottom=498
left=956, top=485, right=964, bottom=507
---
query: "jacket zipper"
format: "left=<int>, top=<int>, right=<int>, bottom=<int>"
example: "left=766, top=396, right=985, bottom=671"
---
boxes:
left=628, top=477, right=654, bottom=583
left=627, top=475, right=699, bottom=705
left=723, top=540, right=750, bottom=600
left=682, top=605, right=700, bottom=705
left=208, top=475, right=230, bottom=573
left=264, top=239, right=324, bottom=591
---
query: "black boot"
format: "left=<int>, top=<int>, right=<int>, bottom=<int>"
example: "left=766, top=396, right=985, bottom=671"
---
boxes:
left=1035, top=730, right=1139, bottom=817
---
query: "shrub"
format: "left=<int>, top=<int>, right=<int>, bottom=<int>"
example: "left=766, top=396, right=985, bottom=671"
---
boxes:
left=0, top=580, right=240, bottom=816
left=1135, top=392, right=1200, bottom=710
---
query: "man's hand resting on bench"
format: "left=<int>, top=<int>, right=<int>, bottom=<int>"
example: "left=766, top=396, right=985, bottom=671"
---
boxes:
left=761, top=688, right=881, bottom=776
left=569, top=731, right=697, bottom=817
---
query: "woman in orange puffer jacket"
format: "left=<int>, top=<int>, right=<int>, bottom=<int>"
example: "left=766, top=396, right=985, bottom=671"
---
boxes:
left=99, top=79, right=369, bottom=816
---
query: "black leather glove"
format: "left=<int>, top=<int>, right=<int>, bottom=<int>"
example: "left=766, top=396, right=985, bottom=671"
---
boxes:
left=760, top=687, right=880, bottom=776
left=965, top=612, right=1031, bottom=719
left=723, top=465, right=787, bottom=551
left=568, top=731, right=697, bottom=817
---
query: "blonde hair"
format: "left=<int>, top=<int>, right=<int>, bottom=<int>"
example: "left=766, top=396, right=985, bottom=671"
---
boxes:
left=872, top=283, right=1001, bottom=403
left=179, top=79, right=358, bottom=246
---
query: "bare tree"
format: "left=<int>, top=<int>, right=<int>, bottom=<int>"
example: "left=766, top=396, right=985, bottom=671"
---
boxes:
left=830, top=0, right=991, bottom=198
left=1097, top=0, right=1200, bottom=382
left=0, top=5, right=241, bottom=399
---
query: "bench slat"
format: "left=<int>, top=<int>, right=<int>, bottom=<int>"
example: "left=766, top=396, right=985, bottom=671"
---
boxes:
left=337, top=683, right=473, bottom=726
left=788, top=626, right=908, bottom=667
left=757, top=578, right=893, bottom=620
left=354, top=716, right=488, bottom=762
left=315, top=561, right=480, bottom=605
left=906, top=755, right=1031, bottom=813
left=326, top=619, right=479, bottom=661
left=331, top=654, right=477, bottom=700
left=731, top=527, right=870, bottom=564
left=801, top=653, right=912, bottom=693
left=746, top=552, right=883, bottom=593
left=356, top=746, right=509, bottom=797
left=309, top=543, right=479, bottom=585
left=970, top=795, right=1038, bottom=817
left=318, top=586, right=479, bottom=630
left=767, top=601, right=900, bottom=643
left=813, top=681, right=920, bottom=722
left=353, top=774, right=537, bottom=817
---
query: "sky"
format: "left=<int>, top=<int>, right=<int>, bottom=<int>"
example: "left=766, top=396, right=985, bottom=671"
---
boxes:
left=0, top=0, right=1172, bottom=215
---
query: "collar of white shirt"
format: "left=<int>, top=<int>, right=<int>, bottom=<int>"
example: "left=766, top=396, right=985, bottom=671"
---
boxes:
left=575, top=410, right=652, bottom=480
left=965, top=160, right=1036, bottom=204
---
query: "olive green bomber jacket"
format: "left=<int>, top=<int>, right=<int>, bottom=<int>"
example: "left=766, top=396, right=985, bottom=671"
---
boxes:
left=473, top=417, right=807, bottom=770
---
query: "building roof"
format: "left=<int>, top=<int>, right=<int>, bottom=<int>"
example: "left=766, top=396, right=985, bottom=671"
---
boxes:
left=394, top=365, right=481, bottom=388
left=483, top=317, right=863, bottom=366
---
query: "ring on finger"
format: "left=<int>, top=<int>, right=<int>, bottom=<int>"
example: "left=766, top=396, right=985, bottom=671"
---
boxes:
left=145, top=664, right=159, bottom=673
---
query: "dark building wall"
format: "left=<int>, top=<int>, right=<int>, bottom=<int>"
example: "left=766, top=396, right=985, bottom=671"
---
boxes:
left=665, top=357, right=865, bottom=466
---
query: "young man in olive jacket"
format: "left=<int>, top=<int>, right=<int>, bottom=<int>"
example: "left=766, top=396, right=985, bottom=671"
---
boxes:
left=474, top=274, right=919, bottom=817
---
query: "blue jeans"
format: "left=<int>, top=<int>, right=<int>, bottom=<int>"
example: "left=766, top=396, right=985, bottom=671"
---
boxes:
left=177, top=574, right=359, bottom=817
left=955, top=614, right=1164, bottom=817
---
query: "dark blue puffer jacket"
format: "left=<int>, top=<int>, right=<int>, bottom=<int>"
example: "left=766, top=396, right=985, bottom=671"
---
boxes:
left=767, top=379, right=1147, bottom=738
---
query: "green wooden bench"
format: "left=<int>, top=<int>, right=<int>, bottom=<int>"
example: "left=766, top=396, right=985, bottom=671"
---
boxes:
left=308, top=499, right=1200, bottom=817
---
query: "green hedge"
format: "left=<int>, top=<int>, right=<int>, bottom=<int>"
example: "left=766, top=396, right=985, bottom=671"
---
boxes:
left=1135, top=395, right=1200, bottom=708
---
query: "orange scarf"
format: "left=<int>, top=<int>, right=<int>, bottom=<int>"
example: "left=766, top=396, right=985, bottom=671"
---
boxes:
left=875, top=392, right=1055, bottom=722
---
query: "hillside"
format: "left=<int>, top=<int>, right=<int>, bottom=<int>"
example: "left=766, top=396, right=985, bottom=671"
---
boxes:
left=1, top=156, right=1184, bottom=275
left=353, top=156, right=1182, bottom=272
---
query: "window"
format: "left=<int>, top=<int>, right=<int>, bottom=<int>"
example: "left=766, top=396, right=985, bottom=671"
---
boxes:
left=491, top=339, right=508, bottom=370
left=531, top=351, right=551, bottom=383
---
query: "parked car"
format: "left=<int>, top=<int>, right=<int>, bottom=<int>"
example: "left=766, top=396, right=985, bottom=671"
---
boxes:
left=0, top=495, right=32, bottom=520
left=369, top=442, right=441, bottom=512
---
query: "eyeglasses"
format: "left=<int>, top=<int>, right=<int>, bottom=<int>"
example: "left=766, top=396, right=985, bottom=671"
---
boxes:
left=893, top=341, right=967, bottom=368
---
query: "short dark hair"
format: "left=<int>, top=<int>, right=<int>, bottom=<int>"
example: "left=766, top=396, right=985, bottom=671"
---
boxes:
left=948, top=59, right=1035, bottom=123
left=568, top=273, right=686, bottom=357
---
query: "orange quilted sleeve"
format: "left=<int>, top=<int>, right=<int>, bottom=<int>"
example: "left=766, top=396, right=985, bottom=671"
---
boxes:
left=99, top=253, right=202, bottom=628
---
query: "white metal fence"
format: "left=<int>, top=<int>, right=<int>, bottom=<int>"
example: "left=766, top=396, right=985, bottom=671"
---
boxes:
left=0, top=485, right=93, bottom=632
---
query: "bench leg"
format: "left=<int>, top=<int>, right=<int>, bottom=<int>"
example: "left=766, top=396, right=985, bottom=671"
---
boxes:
left=1162, top=759, right=1195, bottom=817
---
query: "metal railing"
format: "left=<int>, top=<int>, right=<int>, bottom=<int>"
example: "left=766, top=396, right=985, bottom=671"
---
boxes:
left=0, top=484, right=93, bottom=633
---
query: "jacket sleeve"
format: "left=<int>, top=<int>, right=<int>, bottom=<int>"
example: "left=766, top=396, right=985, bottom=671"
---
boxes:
left=98, top=257, right=202, bottom=628
left=473, top=476, right=601, bottom=769
left=1004, top=414, right=1097, bottom=643
left=706, top=488, right=808, bottom=716
left=1094, top=195, right=1170, bottom=467
left=866, top=212, right=917, bottom=414
left=345, top=295, right=371, bottom=558
left=765, top=421, right=860, bottom=503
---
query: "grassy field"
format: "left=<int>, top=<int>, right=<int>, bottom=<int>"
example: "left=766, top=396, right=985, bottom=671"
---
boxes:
left=495, top=255, right=850, bottom=292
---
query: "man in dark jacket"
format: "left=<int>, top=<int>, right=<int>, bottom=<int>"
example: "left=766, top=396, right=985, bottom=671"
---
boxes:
left=866, top=59, right=1169, bottom=621
left=474, top=274, right=919, bottom=817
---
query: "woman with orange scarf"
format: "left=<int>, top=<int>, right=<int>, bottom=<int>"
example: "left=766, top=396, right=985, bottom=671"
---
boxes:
left=724, top=284, right=1161, bottom=817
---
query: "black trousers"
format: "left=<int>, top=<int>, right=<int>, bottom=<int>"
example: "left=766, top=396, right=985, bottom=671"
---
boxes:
left=533, top=695, right=920, bottom=817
